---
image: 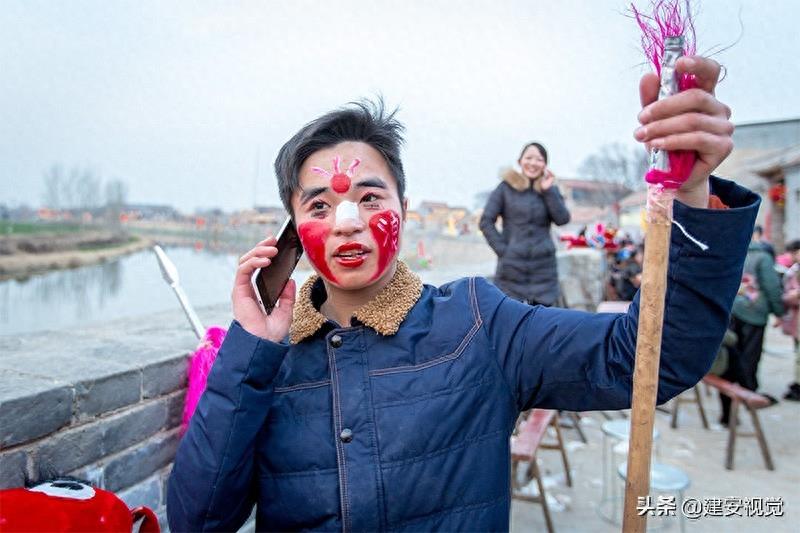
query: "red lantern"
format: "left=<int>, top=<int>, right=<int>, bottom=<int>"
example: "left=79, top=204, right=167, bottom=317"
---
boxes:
left=768, top=183, right=786, bottom=208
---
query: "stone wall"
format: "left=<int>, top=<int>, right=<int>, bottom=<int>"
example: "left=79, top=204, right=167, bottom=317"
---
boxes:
left=0, top=304, right=230, bottom=529
left=557, top=247, right=607, bottom=310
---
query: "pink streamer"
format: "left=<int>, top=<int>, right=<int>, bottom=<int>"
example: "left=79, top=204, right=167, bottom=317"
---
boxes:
left=631, top=0, right=696, bottom=75
left=632, top=0, right=699, bottom=189
left=181, top=326, right=227, bottom=433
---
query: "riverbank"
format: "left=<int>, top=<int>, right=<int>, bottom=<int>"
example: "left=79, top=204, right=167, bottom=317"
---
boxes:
left=0, top=235, right=153, bottom=281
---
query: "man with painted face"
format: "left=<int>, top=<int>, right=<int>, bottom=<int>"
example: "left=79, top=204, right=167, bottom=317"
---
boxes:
left=168, top=57, right=757, bottom=532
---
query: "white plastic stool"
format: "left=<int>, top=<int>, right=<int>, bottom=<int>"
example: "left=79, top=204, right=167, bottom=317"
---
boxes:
left=618, top=461, right=690, bottom=532
left=598, top=419, right=660, bottom=524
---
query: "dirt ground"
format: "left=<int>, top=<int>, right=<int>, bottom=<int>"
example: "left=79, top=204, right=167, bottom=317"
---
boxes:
left=511, top=325, right=798, bottom=532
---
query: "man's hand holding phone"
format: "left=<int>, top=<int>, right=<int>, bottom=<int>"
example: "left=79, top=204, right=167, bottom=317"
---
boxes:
left=233, top=235, right=296, bottom=342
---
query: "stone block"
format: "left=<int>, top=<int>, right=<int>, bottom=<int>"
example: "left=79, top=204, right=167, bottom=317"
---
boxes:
left=142, top=357, right=188, bottom=399
left=69, top=463, right=104, bottom=488
left=157, top=511, right=170, bottom=533
left=35, top=419, right=106, bottom=475
left=74, top=369, right=142, bottom=421
left=0, top=369, right=72, bottom=448
left=164, top=390, right=186, bottom=430
left=557, top=248, right=606, bottom=310
left=160, top=466, right=171, bottom=504
left=102, top=399, right=168, bottom=456
left=36, top=399, right=168, bottom=475
left=117, top=473, right=162, bottom=513
left=0, top=449, right=28, bottom=489
left=104, top=430, right=180, bottom=493
left=0, top=351, right=142, bottom=422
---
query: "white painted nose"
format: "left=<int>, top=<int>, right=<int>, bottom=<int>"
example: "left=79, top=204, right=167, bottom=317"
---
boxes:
left=334, top=201, right=364, bottom=234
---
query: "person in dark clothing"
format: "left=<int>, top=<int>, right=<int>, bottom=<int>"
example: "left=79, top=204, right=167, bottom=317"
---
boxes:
left=611, top=245, right=643, bottom=301
left=752, top=224, right=776, bottom=259
left=168, top=56, right=749, bottom=532
left=719, top=232, right=786, bottom=424
left=479, top=142, right=571, bottom=306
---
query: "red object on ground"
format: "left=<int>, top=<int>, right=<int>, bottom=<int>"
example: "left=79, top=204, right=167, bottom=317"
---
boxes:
left=0, top=479, right=160, bottom=532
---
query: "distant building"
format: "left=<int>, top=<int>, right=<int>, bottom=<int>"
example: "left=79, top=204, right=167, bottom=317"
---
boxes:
left=404, top=210, right=423, bottom=231
left=557, top=178, right=631, bottom=226
left=235, top=206, right=287, bottom=225
left=124, top=203, right=181, bottom=221
left=716, top=117, right=800, bottom=250
left=744, top=144, right=800, bottom=249
left=416, top=201, right=472, bottom=234
left=617, top=189, right=648, bottom=239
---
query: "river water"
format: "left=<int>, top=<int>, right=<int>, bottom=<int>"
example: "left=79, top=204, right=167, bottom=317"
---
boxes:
left=1, top=247, right=495, bottom=337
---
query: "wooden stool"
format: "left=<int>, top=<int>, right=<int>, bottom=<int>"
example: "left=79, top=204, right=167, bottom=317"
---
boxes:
left=559, top=411, right=588, bottom=443
left=670, top=384, right=709, bottom=429
left=511, top=409, right=573, bottom=532
left=703, top=374, right=775, bottom=470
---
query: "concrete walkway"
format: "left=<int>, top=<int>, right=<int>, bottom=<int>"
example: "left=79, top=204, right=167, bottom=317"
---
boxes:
left=511, top=324, right=798, bottom=532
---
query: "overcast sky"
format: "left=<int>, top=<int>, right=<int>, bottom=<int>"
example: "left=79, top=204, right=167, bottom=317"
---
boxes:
left=2, top=0, right=799, bottom=213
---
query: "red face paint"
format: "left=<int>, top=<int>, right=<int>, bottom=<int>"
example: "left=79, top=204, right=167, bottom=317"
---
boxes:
left=298, top=220, right=338, bottom=283
left=369, top=210, right=401, bottom=281
left=311, top=156, right=359, bottom=195
left=331, top=173, right=351, bottom=194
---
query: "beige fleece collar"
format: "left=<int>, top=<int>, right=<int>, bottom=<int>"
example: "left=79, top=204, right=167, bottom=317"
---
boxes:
left=502, top=167, right=551, bottom=193
left=501, top=168, right=530, bottom=192
left=289, top=261, right=423, bottom=344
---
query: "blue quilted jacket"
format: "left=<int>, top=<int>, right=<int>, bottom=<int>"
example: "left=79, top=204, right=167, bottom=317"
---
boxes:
left=168, top=177, right=758, bottom=532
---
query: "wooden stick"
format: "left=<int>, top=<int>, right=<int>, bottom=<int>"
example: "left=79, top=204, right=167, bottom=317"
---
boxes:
left=622, top=203, right=672, bottom=532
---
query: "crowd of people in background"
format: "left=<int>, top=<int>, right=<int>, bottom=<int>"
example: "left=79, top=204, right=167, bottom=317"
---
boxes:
left=608, top=240, right=644, bottom=302
left=718, top=228, right=800, bottom=414
left=778, top=239, right=800, bottom=401
left=569, top=221, right=799, bottom=413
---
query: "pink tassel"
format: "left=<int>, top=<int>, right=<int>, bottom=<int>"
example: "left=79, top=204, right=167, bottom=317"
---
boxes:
left=632, top=0, right=698, bottom=189
left=631, top=0, right=696, bottom=74
left=182, top=326, right=227, bottom=433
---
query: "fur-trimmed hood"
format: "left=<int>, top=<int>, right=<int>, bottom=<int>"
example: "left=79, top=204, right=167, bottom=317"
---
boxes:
left=289, top=260, right=423, bottom=344
left=500, top=168, right=532, bottom=192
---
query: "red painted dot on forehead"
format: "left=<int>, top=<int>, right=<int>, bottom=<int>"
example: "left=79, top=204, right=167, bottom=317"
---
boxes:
left=331, top=174, right=351, bottom=194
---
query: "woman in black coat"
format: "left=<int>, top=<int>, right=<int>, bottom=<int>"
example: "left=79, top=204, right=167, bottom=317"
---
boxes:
left=479, top=142, right=571, bottom=305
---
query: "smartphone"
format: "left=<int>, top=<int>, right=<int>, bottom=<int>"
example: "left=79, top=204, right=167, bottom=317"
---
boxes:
left=250, top=217, right=303, bottom=315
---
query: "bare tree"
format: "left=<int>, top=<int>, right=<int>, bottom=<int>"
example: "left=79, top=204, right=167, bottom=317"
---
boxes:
left=60, top=167, right=83, bottom=209
left=76, top=169, right=101, bottom=209
left=104, top=178, right=128, bottom=225
left=104, top=179, right=128, bottom=208
left=579, top=142, right=649, bottom=192
left=42, top=165, right=63, bottom=209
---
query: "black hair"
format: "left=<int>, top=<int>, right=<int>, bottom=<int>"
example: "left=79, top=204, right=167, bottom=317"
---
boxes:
left=518, top=142, right=548, bottom=164
left=786, top=239, right=800, bottom=253
left=753, top=225, right=764, bottom=236
left=273, top=98, right=406, bottom=215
